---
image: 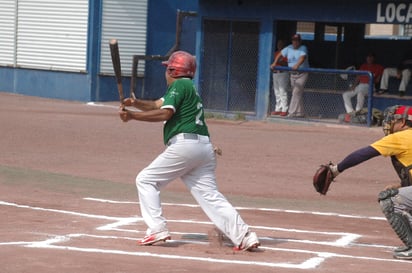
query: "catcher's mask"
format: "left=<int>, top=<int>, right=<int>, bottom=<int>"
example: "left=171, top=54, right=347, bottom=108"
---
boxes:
left=162, top=51, right=196, bottom=79
left=382, top=105, right=412, bottom=135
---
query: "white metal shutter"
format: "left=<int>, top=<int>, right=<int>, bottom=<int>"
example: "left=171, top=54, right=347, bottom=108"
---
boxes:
left=0, top=1, right=17, bottom=66
left=100, top=0, right=148, bottom=76
left=17, top=0, right=88, bottom=72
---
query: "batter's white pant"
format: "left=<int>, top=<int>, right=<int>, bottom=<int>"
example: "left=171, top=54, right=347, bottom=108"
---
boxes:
left=288, top=72, right=308, bottom=117
left=136, top=134, right=249, bottom=246
left=380, top=67, right=411, bottom=92
left=342, top=83, right=369, bottom=113
left=272, top=72, right=289, bottom=112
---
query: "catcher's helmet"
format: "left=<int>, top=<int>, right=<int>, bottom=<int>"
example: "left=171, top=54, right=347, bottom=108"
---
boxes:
left=382, top=105, right=412, bottom=135
left=162, top=51, right=196, bottom=78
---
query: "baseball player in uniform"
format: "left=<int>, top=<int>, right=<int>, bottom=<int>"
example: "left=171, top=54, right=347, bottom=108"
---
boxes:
left=273, top=33, right=309, bottom=118
left=325, top=105, right=412, bottom=259
left=118, top=51, right=260, bottom=251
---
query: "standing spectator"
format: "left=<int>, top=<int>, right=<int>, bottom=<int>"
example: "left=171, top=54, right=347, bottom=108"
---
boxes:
left=118, top=51, right=260, bottom=251
left=342, top=52, right=384, bottom=113
left=270, top=39, right=289, bottom=116
left=273, top=33, right=310, bottom=118
left=378, top=45, right=412, bottom=97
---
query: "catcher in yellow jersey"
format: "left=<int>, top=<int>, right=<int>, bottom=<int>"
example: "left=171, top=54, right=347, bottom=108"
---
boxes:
left=320, top=105, right=412, bottom=260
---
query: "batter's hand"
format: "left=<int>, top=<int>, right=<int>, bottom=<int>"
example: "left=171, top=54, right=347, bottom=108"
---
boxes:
left=213, top=146, right=222, bottom=156
left=119, top=107, right=131, bottom=122
left=122, top=97, right=135, bottom=107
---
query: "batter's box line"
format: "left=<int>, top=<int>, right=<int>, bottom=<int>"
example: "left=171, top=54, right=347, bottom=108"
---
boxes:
left=1, top=199, right=408, bottom=269
left=84, top=197, right=386, bottom=221
left=84, top=197, right=368, bottom=247
left=0, top=199, right=392, bottom=251
left=105, top=220, right=362, bottom=248
left=23, top=236, right=325, bottom=269
left=0, top=199, right=377, bottom=249
left=17, top=233, right=412, bottom=269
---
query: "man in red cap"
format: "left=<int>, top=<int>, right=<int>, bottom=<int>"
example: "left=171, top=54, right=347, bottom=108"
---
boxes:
left=342, top=52, right=384, bottom=113
left=319, top=105, right=412, bottom=259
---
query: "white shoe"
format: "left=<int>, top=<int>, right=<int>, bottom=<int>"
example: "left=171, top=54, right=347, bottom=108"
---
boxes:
left=139, top=230, right=171, bottom=246
left=233, top=231, right=260, bottom=251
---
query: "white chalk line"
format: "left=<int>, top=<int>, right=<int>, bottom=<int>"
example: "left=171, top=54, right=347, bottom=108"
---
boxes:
left=0, top=198, right=355, bottom=247
left=86, top=102, right=117, bottom=109
left=0, top=199, right=404, bottom=269
left=86, top=102, right=142, bottom=113
left=4, top=233, right=409, bottom=268
left=0, top=200, right=134, bottom=221
left=23, top=236, right=322, bottom=269
left=84, top=197, right=386, bottom=221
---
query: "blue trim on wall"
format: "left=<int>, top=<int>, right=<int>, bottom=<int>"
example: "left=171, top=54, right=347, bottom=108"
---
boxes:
left=199, top=0, right=410, bottom=24
left=0, top=68, right=14, bottom=92
left=255, top=17, right=273, bottom=119
left=0, top=67, right=91, bottom=101
left=88, top=0, right=102, bottom=102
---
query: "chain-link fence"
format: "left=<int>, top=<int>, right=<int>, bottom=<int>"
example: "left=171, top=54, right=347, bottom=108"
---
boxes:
left=199, top=20, right=259, bottom=113
left=134, top=54, right=382, bottom=127
left=269, top=67, right=379, bottom=126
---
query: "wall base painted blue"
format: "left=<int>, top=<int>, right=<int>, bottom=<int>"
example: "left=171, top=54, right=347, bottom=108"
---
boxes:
left=0, top=67, right=91, bottom=102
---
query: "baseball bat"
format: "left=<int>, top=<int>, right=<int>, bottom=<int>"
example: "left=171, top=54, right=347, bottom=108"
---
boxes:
left=130, top=55, right=138, bottom=100
left=109, top=39, right=124, bottom=106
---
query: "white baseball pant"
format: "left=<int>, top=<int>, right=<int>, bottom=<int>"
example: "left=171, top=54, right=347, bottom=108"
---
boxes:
left=342, top=83, right=369, bottom=113
left=136, top=134, right=249, bottom=246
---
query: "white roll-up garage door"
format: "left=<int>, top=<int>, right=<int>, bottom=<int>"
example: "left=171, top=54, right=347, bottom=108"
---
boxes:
left=16, top=0, right=88, bottom=72
left=0, top=1, right=17, bottom=66
left=100, top=0, right=148, bottom=76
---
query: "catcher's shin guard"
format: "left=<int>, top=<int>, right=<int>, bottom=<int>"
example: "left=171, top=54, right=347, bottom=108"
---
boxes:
left=379, top=189, right=412, bottom=248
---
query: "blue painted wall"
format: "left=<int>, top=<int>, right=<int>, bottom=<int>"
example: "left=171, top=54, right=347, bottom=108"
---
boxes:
left=1, top=0, right=410, bottom=113
left=199, top=0, right=411, bottom=23
left=142, top=0, right=198, bottom=100
left=0, top=67, right=91, bottom=101
left=198, top=0, right=412, bottom=118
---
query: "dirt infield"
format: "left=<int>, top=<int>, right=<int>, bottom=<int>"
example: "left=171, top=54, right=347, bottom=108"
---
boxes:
left=1, top=91, right=411, bottom=272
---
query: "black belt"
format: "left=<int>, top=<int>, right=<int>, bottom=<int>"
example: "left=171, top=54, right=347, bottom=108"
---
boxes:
left=167, top=133, right=199, bottom=146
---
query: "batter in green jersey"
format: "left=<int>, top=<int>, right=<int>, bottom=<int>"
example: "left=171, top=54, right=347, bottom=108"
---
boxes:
left=118, top=51, right=260, bottom=251
left=161, top=78, right=209, bottom=145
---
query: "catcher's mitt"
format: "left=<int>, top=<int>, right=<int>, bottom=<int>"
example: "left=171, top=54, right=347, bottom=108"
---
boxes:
left=313, top=163, right=336, bottom=195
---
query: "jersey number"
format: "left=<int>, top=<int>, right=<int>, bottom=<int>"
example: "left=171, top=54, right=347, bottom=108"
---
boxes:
left=196, top=102, right=204, bottom=126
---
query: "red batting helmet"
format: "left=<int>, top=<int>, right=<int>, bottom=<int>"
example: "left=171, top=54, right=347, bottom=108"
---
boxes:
left=162, top=51, right=196, bottom=78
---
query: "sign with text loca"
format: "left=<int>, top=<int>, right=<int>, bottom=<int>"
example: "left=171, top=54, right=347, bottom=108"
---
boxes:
left=376, top=2, right=412, bottom=23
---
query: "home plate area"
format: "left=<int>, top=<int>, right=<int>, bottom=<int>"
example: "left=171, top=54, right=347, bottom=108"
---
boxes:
left=0, top=197, right=409, bottom=270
